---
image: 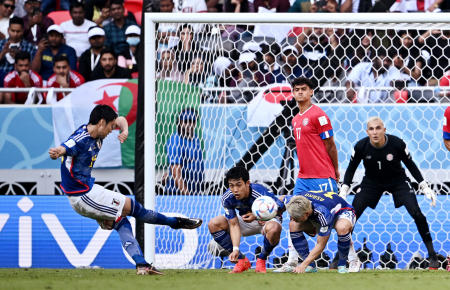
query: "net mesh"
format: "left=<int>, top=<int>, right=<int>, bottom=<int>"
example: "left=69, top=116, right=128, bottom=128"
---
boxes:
left=151, top=20, right=450, bottom=270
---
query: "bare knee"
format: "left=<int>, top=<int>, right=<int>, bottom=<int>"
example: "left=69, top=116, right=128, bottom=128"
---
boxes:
left=335, top=220, right=352, bottom=235
left=264, top=221, right=281, bottom=242
left=208, top=216, right=228, bottom=233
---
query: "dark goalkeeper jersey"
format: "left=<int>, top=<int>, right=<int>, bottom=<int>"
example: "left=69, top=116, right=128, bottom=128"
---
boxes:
left=343, top=134, right=424, bottom=185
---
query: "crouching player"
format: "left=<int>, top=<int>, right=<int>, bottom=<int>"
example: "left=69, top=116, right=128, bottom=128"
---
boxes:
left=208, top=166, right=284, bottom=273
left=284, top=190, right=356, bottom=274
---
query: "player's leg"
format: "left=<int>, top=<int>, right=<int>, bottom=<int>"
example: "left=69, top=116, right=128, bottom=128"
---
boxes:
left=334, top=211, right=356, bottom=274
left=208, top=215, right=235, bottom=257
left=393, top=181, right=439, bottom=269
left=256, top=220, right=282, bottom=273
left=122, top=197, right=202, bottom=229
left=289, top=219, right=317, bottom=272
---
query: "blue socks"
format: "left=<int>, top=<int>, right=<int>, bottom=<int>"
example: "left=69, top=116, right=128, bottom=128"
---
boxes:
left=130, top=199, right=177, bottom=227
left=258, top=236, right=275, bottom=260
left=291, top=231, right=315, bottom=267
left=114, top=218, right=146, bottom=265
left=338, top=233, right=351, bottom=267
left=211, top=230, right=244, bottom=259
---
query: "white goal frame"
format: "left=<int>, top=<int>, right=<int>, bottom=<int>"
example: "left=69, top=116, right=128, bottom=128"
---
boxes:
left=143, top=12, right=450, bottom=265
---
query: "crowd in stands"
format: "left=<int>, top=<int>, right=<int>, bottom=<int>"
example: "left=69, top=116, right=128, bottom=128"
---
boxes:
left=0, top=0, right=140, bottom=104
left=154, top=0, right=450, bottom=104
left=0, top=0, right=449, bottom=104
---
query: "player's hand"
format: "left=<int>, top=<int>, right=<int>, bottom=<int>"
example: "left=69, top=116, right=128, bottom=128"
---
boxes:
left=118, top=129, right=128, bottom=143
left=48, top=147, right=61, bottom=159
left=293, top=264, right=306, bottom=274
left=339, top=184, right=350, bottom=200
left=419, top=181, right=436, bottom=207
left=241, top=212, right=256, bottom=223
left=228, top=249, right=240, bottom=263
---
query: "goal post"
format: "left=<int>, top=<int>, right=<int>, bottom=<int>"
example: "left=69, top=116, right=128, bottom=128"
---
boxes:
left=144, top=13, right=450, bottom=269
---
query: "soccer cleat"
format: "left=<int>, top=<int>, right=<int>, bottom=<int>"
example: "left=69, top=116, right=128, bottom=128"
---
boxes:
left=305, top=266, right=318, bottom=273
left=255, top=258, right=267, bottom=273
left=273, top=262, right=296, bottom=273
left=349, top=258, right=362, bottom=273
left=171, top=217, right=202, bottom=229
left=136, top=263, right=164, bottom=275
left=229, top=257, right=251, bottom=273
left=428, top=257, right=440, bottom=270
left=337, top=266, right=348, bottom=274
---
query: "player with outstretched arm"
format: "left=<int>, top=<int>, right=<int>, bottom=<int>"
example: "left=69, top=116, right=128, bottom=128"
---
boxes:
left=49, top=104, right=202, bottom=275
left=208, top=166, right=284, bottom=273
left=339, top=116, right=439, bottom=269
left=444, top=106, right=450, bottom=151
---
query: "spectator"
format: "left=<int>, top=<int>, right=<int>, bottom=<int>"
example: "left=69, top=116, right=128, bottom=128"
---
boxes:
left=32, top=24, right=77, bottom=81
left=164, top=107, right=204, bottom=195
left=47, top=54, right=85, bottom=102
left=1, top=51, right=42, bottom=104
left=156, top=49, right=184, bottom=82
left=103, top=0, right=137, bottom=57
left=118, top=25, right=140, bottom=73
left=417, top=29, right=449, bottom=81
left=60, top=2, right=96, bottom=57
left=340, top=0, right=377, bottom=13
left=346, top=47, right=403, bottom=103
left=203, top=56, right=239, bottom=103
left=223, top=0, right=249, bottom=12
left=278, top=45, right=303, bottom=83
left=0, top=0, right=16, bottom=40
left=344, top=29, right=375, bottom=69
left=157, top=0, right=177, bottom=56
left=22, top=0, right=54, bottom=46
left=84, top=0, right=112, bottom=26
left=78, top=26, right=106, bottom=82
left=175, top=24, right=202, bottom=73
left=90, top=47, right=131, bottom=80
left=0, top=17, right=37, bottom=87
left=437, top=69, right=450, bottom=99
left=260, top=42, right=283, bottom=85
left=288, top=0, right=310, bottom=12
left=174, top=0, right=207, bottom=13
left=184, top=56, right=207, bottom=87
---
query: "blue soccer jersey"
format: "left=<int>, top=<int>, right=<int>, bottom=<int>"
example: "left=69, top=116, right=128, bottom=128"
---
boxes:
left=221, top=183, right=285, bottom=220
left=59, top=124, right=101, bottom=195
left=285, top=191, right=354, bottom=236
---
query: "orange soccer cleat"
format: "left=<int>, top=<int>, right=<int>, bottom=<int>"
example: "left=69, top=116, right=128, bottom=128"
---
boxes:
left=255, top=258, right=267, bottom=273
left=229, top=257, right=251, bottom=274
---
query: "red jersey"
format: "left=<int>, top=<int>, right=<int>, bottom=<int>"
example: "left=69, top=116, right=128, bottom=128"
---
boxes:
left=3, top=70, right=43, bottom=104
left=47, top=71, right=85, bottom=101
left=292, top=104, right=335, bottom=179
left=444, top=106, right=450, bottom=140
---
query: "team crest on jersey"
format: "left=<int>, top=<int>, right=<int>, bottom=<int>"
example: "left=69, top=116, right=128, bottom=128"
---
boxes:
left=302, top=118, right=309, bottom=126
left=386, top=154, right=394, bottom=161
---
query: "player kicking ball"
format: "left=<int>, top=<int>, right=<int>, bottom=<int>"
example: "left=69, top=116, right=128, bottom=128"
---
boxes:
left=208, top=166, right=284, bottom=273
left=283, top=191, right=356, bottom=274
left=49, top=104, right=202, bottom=275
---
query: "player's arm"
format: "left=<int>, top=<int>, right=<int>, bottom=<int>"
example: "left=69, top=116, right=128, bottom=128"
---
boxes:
left=49, top=145, right=67, bottom=159
left=114, top=116, right=129, bottom=143
left=444, top=139, right=450, bottom=152
left=340, top=144, right=363, bottom=199
left=294, top=235, right=329, bottom=273
left=228, top=216, right=242, bottom=263
left=322, top=136, right=339, bottom=181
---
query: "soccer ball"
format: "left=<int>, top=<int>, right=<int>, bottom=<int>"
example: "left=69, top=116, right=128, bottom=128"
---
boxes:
left=251, top=196, right=278, bottom=221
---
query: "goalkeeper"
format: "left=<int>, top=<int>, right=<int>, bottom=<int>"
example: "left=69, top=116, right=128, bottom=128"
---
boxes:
left=339, top=116, right=439, bottom=269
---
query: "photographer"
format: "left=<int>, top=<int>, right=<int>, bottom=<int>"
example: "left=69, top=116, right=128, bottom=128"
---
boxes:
left=0, top=16, right=36, bottom=87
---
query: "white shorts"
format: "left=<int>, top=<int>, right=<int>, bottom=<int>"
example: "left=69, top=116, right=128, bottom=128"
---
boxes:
left=68, top=184, right=126, bottom=222
left=336, top=209, right=356, bottom=228
left=236, top=215, right=282, bottom=237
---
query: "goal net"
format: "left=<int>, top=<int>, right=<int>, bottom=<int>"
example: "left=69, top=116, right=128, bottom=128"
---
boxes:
left=144, top=13, right=450, bottom=270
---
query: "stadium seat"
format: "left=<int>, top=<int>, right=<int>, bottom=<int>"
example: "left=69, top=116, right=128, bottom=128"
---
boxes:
left=124, top=0, right=143, bottom=14
left=134, top=11, right=142, bottom=26
left=47, top=11, right=71, bottom=25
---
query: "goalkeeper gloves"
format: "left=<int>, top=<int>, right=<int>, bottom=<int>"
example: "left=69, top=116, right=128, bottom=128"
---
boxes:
left=339, top=184, right=350, bottom=200
left=419, top=181, right=436, bottom=207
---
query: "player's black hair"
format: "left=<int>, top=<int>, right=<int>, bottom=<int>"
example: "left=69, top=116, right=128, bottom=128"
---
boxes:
left=9, top=16, right=24, bottom=28
left=225, top=166, right=250, bottom=187
left=69, top=1, right=84, bottom=12
left=53, top=54, right=69, bottom=65
left=291, top=77, right=315, bottom=90
left=15, top=51, right=31, bottom=63
left=100, top=47, right=117, bottom=60
left=89, top=104, right=118, bottom=125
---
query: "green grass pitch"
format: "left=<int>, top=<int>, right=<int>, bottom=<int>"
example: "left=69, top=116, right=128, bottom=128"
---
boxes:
left=0, top=269, right=448, bottom=290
